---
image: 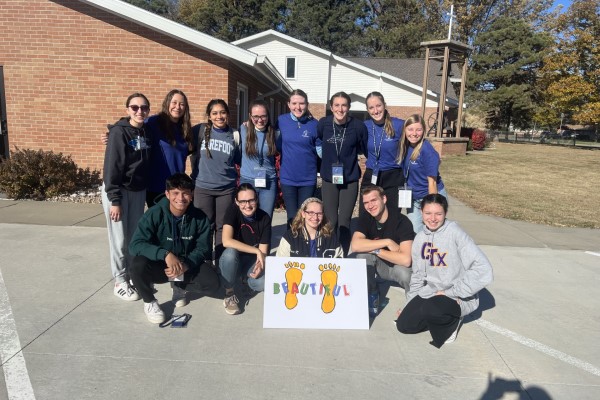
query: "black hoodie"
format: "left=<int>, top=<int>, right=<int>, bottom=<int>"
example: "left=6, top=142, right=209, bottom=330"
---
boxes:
left=103, top=117, right=151, bottom=205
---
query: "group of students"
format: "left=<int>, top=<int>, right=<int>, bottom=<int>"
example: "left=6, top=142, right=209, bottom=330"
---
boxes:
left=101, top=88, right=492, bottom=347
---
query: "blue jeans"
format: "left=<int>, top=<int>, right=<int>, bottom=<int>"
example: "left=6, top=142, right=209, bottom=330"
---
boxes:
left=240, top=177, right=277, bottom=218
left=281, top=184, right=315, bottom=224
left=406, top=187, right=448, bottom=233
left=219, top=248, right=265, bottom=292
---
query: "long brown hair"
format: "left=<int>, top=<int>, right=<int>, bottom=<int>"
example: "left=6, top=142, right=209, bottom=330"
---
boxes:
left=290, top=197, right=333, bottom=238
left=366, top=91, right=394, bottom=139
left=158, top=89, right=193, bottom=151
left=397, top=114, right=426, bottom=163
left=245, top=100, right=277, bottom=157
left=202, top=99, right=229, bottom=158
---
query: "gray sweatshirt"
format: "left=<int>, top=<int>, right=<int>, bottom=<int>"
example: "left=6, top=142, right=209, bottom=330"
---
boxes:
left=408, top=219, right=494, bottom=316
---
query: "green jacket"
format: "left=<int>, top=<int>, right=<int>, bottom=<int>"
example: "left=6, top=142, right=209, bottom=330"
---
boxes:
left=129, top=197, right=212, bottom=270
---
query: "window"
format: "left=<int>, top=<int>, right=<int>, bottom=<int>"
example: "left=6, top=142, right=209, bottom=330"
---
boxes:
left=236, top=83, right=248, bottom=129
left=286, top=57, right=296, bottom=79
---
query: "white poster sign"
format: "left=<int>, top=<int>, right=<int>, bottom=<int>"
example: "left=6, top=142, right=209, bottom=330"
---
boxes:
left=263, top=256, right=369, bottom=330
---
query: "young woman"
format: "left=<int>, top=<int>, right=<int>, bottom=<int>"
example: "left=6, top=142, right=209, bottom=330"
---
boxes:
left=361, top=92, right=404, bottom=213
left=145, top=89, right=193, bottom=207
left=240, top=100, right=279, bottom=217
left=277, top=89, right=320, bottom=225
left=102, top=93, right=152, bottom=301
left=397, top=114, right=447, bottom=233
left=191, top=99, right=241, bottom=260
left=317, top=91, right=367, bottom=253
left=220, top=184, right=271, bottom=315
left=276, top=197, right=343, bottom=258
left=396, top=194, right=493, bottom=348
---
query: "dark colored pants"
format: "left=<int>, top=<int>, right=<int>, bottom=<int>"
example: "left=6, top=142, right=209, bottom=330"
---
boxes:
left=193, top=186, right=235, bottom=260
left=130, top=256, right=220, bottom=303
left=396, top=295, right=461, bottom=348
left=321, top=180, right=358, bottom=255
left=281, top=184, right=315, bottom=225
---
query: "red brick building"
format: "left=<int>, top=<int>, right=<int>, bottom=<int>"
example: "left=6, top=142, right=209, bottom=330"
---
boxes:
left=0, top=0, right=291, bottom=171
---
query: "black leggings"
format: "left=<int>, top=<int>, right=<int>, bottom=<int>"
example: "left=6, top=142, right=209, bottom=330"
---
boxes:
left=396, top=295, right=461, bottom=348
left=130, top=256, right=220, bottom=303
left=321, top=180, right=358, bottom=254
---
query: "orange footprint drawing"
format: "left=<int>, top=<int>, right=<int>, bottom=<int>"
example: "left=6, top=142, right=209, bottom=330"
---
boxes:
left=284, top=261, right=304, bottom=310
left=319, top=263, right=340, bottom=314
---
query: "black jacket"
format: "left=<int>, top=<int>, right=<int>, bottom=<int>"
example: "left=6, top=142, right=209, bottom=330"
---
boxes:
left=103, top=117, right=151, bottom=205
left=276, top=227, right=344, bottom=258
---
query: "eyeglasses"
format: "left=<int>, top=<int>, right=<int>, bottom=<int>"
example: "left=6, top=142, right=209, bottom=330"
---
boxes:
left=304, top=211, right=323, bottom=218
left=251, top=115, right=268, bottom=121
left=129, top=105, right=150, bottom=113
left=237, top=198, right=257, bottom=206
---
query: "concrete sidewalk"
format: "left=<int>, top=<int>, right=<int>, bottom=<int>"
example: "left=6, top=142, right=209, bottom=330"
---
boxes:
left=1, top=198, right=599, bottom=399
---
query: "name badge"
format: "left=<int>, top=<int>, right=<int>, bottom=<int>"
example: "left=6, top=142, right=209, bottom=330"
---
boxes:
left=254, top=167, right=267, bottom=188
left=168, top=273, right=184, bottom=282
left=371, top=167, right=379, bottom=185
left=332, top=163, right=344, bottom=185
left=398, top=186, right=413, bottom=208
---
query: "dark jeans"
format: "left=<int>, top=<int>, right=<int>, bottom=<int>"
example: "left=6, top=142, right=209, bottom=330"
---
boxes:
left=321, top=180, right=358, bottom=254
left=130, top=256, right=220, bottom=303
left=396, top=295, right=461, bottom=348
left=281, top=184, right=315, bottom=225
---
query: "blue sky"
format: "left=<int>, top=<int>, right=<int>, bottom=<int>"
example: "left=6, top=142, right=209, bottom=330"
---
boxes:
left=553, top=1, right=572, bottom=12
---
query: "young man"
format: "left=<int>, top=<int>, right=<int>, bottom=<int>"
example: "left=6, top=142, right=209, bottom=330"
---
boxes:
left=350, top=185, right=415, bottom=316
left=129, top=173, right=219, bottom=324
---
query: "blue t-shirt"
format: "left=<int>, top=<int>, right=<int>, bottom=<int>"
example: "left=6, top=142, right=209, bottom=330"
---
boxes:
left=364, top=117, right=404, bottom=171
left=145, top=115, right=188, bottom=193
left=239, top=124, right=277, bottom=180
left=277, top=113, right=319, bottom=186
left=402, top=140, right=445, bottom=199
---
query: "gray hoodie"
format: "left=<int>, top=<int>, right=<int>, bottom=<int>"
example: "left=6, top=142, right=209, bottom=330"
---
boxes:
left=408, top=219, right=493, bottom=316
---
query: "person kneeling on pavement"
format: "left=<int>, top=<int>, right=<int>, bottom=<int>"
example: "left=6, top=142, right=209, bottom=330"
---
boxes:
left=219, top=183, right=271, bottom=315
left=350, top=185, right=415, bottom=317
left=129, top=173, right=219, bottom=324
left=396, top=194, right=493, bottom=348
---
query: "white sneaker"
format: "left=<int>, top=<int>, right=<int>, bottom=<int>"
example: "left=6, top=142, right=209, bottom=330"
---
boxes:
left=172, top=285, right=188, bottom=308
left=114, top=281, right=140, bottom=301
left=445, top=317, right=463, bottom=344
left=144, top=300, right=166, bottom=324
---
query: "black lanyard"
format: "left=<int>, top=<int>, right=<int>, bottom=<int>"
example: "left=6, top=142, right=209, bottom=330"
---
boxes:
left=332, top=120, right=347, bottom=163
left=257, top=130, right=266, bottom=167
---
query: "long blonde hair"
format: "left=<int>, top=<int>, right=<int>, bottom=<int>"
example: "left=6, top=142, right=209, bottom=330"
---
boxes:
left=290, top=197, right=333, bottom=238
left=397, top=114, right=426, bottom=163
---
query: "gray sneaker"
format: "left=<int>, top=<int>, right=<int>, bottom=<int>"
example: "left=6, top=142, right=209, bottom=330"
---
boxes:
left=223, top=294, right=241, bottom=315
left=144, top=300, right=166, bottom=324
left=172, top=285, right=188, bottom=308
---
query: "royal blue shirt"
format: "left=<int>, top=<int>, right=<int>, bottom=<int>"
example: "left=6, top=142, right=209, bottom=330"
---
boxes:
left=145, top=115, right=188, bottom=193
left=402, top=140, right=445, bottom=199
left=364, top=117, right=404, bottom=172
left=277, top=113, right=319, bottom=186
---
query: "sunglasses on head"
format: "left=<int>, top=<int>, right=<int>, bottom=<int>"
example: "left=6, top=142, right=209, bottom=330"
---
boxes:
left=129, top=105, right=150, bottom=113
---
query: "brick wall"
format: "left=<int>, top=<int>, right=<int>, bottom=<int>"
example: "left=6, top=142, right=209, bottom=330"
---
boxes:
left=0, top=0, right=286, bottom=173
